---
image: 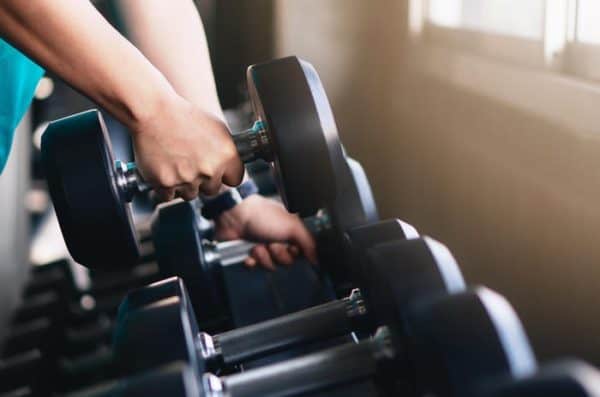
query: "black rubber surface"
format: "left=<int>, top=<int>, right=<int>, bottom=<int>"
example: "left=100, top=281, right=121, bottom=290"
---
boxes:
left=151, top=200, right=228, bottom=326
left=316, top=157, right=380, bottom=284
left=41, top=110, right=139, bottom=269
left=406, top=287, right=536, bottom=397
left=114, top=293, right=204, bottom=377
left=483, top=360, right=599, bottom=397
left=247, top=56, right=345, bottom=217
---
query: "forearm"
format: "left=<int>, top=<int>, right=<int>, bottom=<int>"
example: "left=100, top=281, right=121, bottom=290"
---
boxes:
left=0, top=0, right=176, bottom=129
left=118, top=0, right=225, bottom=121
left=119, top=0, right=247, bottom=189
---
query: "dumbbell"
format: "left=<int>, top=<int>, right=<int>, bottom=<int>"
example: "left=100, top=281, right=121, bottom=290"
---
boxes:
left=71, top=286, right=535, bottom=397
left=3, top=260, right=161, bottom=357
left=0, top=350, right=47, bottom=394
left=0, top=304, right=130, bottom=392
left=41, top=56, right=374, bottom=270
left=146, top=177, right=388, bottom=327
left=115, top=214, right=417, bottom=335
left=482, top=360, right=600, bottom=397
left=19, top=258, right=161, bottom=328
left=0, top=261, right=167, bottom=393
left=111, top=235, right=464, bottom=377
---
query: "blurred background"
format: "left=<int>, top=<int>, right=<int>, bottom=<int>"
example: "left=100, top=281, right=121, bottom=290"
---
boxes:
left=2, top=0, right=600, bottom=368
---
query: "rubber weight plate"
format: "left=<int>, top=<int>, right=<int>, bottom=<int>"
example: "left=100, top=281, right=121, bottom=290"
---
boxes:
left=247, top=56, right=347, bottom=217
left=41, top=110, right=139, bottom=268
left=151, top=200, right=228, bottom=324
left=315, top=157, right=380, bottom=282
left=483, top=360, right=600, bottom=397
left=407, top=287, right=537, bottom=397
left=114, top=294, right=204, bottom=376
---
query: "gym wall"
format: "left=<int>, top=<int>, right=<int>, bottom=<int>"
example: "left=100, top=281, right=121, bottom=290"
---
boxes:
left=274, top=1, right=600, bottom=364
left=0, top=114, right=32, bottom=343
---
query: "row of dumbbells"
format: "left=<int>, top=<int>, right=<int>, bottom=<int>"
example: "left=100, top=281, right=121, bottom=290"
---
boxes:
left=4, top=211, right=600, bottom=397
left=69, top=220, right=600, bottom=397
left=4, top=55, right=598, bottom=396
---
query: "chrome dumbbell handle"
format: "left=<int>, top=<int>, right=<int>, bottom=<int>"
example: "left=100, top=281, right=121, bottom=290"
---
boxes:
left=203, top=327, right=395, bottom=397
left=232, top=120, right=271, bottom=163
left=115, top=160, right=151, bottom=202
left=202, top=239, right=256, bottom=268
left=196, top=289, right=368, bottom=365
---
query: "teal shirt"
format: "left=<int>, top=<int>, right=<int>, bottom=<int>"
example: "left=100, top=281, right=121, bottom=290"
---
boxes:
left=0, top=39, right=44, bottom=173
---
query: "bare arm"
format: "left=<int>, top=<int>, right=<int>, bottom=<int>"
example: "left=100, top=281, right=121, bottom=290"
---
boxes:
left=117, top=0, right=247, bottom=188
left=0, top=0, right=244, bottom=197
left=117, top=0, right=224, bottom=121
left=0, top=0, right=173, bottom=128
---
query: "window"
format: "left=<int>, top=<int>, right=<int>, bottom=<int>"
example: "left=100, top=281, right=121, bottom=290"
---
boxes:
left=414, top=0, right=600, bottom=83
left=428, top=0, right=544, bottom=39
left=576, top=0, right=600, bottom=44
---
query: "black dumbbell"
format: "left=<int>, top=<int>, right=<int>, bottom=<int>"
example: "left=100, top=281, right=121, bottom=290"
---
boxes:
left=112, top=235, right=464, bottom=376
left=0, top=350, right=46, bottom=394
left=0, top=262, right=165, bottom=393
left=42, top=56, right=373, bottom=270
left=114, top=214, right=417, bottom=334
left=146, top=178, right=388, bottom=327
left=482, top=359, right=600, bottom=397
left=3, top=269, right=155, bottom=358
left=18, top=258, right=160, bottom=329
left=70, top=286, right=535, bottom=397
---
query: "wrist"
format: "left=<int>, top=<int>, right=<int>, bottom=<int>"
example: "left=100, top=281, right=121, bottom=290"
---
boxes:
left=201, top=188, right=243, bottom=220
left=202, top=180, right=259, bottom=220
left=122, top=74, right=181, bottom=134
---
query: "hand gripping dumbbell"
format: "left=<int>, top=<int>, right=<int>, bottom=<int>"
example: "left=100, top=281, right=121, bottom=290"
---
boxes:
left=145, top=179, right=398, bottom=327
left=69, top=286, right=535, bottom=397
left=116, top=214, right=418, bottom=335
left=482, top=359, right=600, bottom=397
left=41, top=56, right=374, bottom=270
left=110, top=235, right=465, bottom=377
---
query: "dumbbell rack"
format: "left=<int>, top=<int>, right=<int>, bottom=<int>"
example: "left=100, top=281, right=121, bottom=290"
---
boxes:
left=0, top=243, right=352, bottom=395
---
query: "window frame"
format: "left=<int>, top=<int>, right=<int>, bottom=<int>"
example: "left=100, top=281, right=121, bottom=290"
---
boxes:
left=414, top=0, right=593, bottom=78
left=406, top=0, right=600, bottom=136
left=421, top=23, right=546, bottom=70
left=563, top=0, right=600, bottom=82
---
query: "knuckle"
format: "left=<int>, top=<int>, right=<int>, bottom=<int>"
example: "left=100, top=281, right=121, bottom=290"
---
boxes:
left=155, top=169, right=177, bottom=188
left=175, top=162, right=195, bottom=183
left=202, top=162, right=217, bottom=179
